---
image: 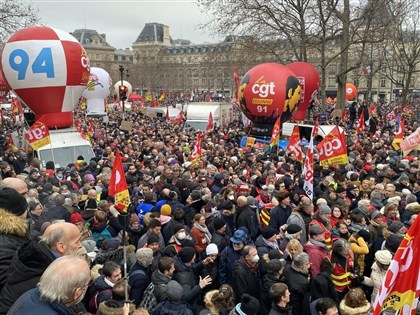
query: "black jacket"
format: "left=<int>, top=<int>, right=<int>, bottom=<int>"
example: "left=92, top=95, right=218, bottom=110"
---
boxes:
left=269, top=303, right=293, bottom=315
left=311, top=271, right=338, bottom=303
left=261, top=273, right=282, bottom=315
left=283, top=266, right=310, bottom=315
left=232, top=258, right=261, bottom=304
left=0, top=238, right=55, bottom=314
left=235, top=205, right=259, bottom=241
left=211, top=231, right=230, bottom=253
left=151, top=270, right=171, bottom=303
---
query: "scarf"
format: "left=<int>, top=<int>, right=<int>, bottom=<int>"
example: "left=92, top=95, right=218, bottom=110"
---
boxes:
left=263, top=236, right=279, bottom=250
left=309, top=238, right=329, bottom=251
left=193, top=223, right=212, bottom=243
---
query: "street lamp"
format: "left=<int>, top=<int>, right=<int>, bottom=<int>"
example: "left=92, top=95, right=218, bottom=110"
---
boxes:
left=119, top=65, right=129, bottom=112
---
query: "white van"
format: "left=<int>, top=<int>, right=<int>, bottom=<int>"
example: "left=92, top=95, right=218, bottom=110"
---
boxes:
left=145, top=106, right=181, bottom=119
left=282, top=122, right=344, bottom=140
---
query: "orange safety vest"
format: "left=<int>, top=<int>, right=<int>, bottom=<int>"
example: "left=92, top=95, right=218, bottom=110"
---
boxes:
left=310, top=219, right=332, bottom=249
left=328, top=251, right=354, bottom=292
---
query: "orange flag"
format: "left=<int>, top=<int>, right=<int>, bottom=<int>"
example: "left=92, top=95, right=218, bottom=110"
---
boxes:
left=269, top=116, right=281, bottom=147
left=190, top=132, right=202, bottom=164
left=392, top=116, right=404, bottom=150
left=109, top=149, right=130, bottom=213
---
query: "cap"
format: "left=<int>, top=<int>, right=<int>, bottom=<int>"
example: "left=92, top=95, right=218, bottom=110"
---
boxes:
left=262, top=227, right=278, bottom=240
left=0, top=187, right=28, bottom=216
left=375, top=250, right=392, bottom=265
left=70, top=212, right=83, bottom=224
left=319, top=204, right=332, bottom=215
left=178, top=246, right=196, bottom=263
left=286, top=224, right=302, bottom=235
left=206, top=243, right=219, bottom=256
left=346, top=183, right=357, bottom=192
left=230, top=229, right=247, bottom=244
left=213, top=218, right=226, bottom=231
left=309, top=224, right=324, bottom=236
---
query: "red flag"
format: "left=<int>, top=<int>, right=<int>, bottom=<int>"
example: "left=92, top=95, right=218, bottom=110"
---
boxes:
left=190, top=132, right=202, bottom=164
left=165, top=107, right=169, bottom=120
left=392, top=116, right=405, bottom=150
left=24, top=119, right=51, bottom=150
left=108, top=150, right=130, bottom=213
left=356, top=108, right=365, bottom=134
left=7, top=134, right=13, bottom=149
left=170, top=111, right=183, bottom=124
left=303, top=117, right=318, bottom=200
left=286, top=125, right=303, bottom=162
left=88, top=119, right=94, bottom=137
left=269, top=116, right=281, bottom=147
left=372, top=215, right=420, bottom=315
left=341, top=108, right=347, bottom=124
left=317, top=125, right=348, bottom=166
left=206, top=112, right=214, bottom=132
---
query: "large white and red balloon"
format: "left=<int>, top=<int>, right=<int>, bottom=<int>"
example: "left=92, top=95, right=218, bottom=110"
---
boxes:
left=82, top=67, right=111, bottom=116
left=286, top=62, right=320, bottom=121
left=114, top=80, right=132, bottom=98
left=1, top=26, right=90, bottom=128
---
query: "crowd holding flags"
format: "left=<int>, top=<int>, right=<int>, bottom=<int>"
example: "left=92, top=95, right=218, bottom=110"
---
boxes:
left=170, top=110, right=183, bottom=124
left=317, top=125, right=348, bottom=166
left=303, top=117, right=318, bottom=201
left=108, top=149, right=130, bottom=213
left=190, top=132, right=202, bottom=165
left=286, top=125, right=303, bottom=162
left=372, top=215, right=420, bottom=315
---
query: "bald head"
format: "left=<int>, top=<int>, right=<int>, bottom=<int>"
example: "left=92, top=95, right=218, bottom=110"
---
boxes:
left=43, top=222, right=81, bottom=256
left=0, top=177, right=28, bottom=196
left=237, top=195, right=247, bottom=207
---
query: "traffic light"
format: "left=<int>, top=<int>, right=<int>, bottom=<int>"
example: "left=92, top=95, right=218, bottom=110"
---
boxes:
left=119, top=85, right=128, bottom=101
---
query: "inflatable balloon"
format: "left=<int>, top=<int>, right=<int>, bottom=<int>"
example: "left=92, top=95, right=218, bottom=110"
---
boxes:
left=346, top=83, right=357, bottom=101
left=82, top=67, right=111, bottom=116
left=238, top=63, right=301, bottom=136
left=1, top=26, right=90, bottom=128
left=286, top=62, right=320, bottom=121
left=114, top=80, right=132, bottom=98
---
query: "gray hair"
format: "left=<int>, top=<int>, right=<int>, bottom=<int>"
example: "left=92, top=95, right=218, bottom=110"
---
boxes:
left=38, top=256, right=90, bottom=303
left=292, top=252, right=310, bottom=269
left=358, top=199, right=370, bottom=208
left=27, top=189, right=39, bottom=198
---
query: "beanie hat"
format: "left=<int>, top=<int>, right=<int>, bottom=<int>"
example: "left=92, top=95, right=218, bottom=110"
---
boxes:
left=375, top=250, right=392, bottom=265
left=262, top=227, right=278, bottom=240
left=206, top=243, right=219, bottom=256
left=213, top=218, right=226, bottom=231
left=319, top=204, right=332, bottom=215
left=0, top=187, right=28, bottom=216
left=136, top=248, right=153, bottom=267
left=160, top=204, right=172, bottom=216
left=357, top=229, right=371, bottom=243
left=147, top=234, right=160, bottom=245
left=130, top=213, right=140, bottom=225
left=173, top=224, right=184, bottom=235
left=385, top=235, right=402, bottom=254
left=70, top=212, right=83, bottom=224
left=246, top=196, right=257, bottom=208
left=267, top=258, right=286, bottom=274
left=166, top=280, right=184, bottom=302
left=406, top=194, right=417, bottom=205
left=309, top=224, right=324, bottom=236
left=178, top=246, right=196, bottom=263
left=388, top=221, right=405, bottom=234
left=286, top=224, right=302, bottom=235
left=371, top=210, right=383, bottom=220
left=398, top=173, right=409, bottom=181
left=240, top=294, right=260, bottom=315
left=336, top=185, right=346, bottom=193
left=106, top=238, right=120, bottom=251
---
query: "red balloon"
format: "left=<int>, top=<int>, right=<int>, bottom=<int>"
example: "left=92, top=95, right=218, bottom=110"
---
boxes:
left=286, top=62, right=320, bottom=121
left=346, top=83, right=357, bottom=100
left=238, top=63, right=301, bottom=126
left=0, top=70, right=10, bottom=103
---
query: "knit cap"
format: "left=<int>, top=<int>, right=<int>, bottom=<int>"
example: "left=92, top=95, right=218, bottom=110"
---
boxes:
left=70, top=212, right=83, bottom=224
left=160, top=204, right=172, bottom=216
left=0, top=187, right=28, bottom=216
left=178, top=246, right=196, bottom=263
left=206, top=243, right=219, bottom=256
left=239, top=294, right=260, bottom=315
left=319, top=204, right=332, bottom=214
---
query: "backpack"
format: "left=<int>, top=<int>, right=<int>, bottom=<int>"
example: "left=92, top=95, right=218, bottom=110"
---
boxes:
left=139, top=282, right=160, bottom=313
left=88, top=288, right=112, bottom=314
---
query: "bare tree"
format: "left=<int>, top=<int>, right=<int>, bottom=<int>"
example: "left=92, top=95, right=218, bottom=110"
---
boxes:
left=0, top=0, right=39, bottom=44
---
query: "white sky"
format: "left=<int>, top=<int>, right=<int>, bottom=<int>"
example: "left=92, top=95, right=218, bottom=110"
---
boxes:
left=30, top=0, right=219, bottom=49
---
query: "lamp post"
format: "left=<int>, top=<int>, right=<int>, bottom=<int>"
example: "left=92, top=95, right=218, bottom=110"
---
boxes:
left=119, top=65, right=129, bottom=113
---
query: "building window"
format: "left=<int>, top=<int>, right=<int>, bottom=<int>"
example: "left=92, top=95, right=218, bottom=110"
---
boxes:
left=329, top=64, right=337, bottom=74
left=380, top=76, right=386, bottom=88
left=328, top=76, right=336, bottom=87
left=410, top=76, right=416, bottom=87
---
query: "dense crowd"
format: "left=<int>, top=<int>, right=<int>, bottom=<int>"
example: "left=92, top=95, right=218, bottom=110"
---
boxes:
left=0, top=100, right=420, bottom=315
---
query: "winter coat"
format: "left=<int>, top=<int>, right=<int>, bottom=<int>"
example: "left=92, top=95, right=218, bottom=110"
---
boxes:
left=89, top=275, right=113, bottom=308
left=151, top=269, right=171, bottom=303
left=348, top=234, right=369, bottom=276
left=269, top=204, right=291, bottom=230
left=7, top=287, right=86, bottom=315
left=261, top=273, right=281, bottom=315
left=287, top=211, right=307, bottom=244
left=96, top=300, right=136, bottom=315
left=311, top=271, right=338, bottom=303
left=362, top=262, right=387, bottom=305
left=172, top=256, right=204, bottom=307
left=191, top=226, right=209, bottom=254
left=303, top=240, right=328, bottom=278
left=128, top=262, right=150, bottom=306
left=0, top=237, right=55, bottom=314
left=283, top=265, right=310, bottom=315
left=339, top=299, right=371, bottom=315
left=152, top=300, right=194, bottom=315
left=269, top=303, right=294, bottom=315
left=255, top=234, right=279, bottom=258
left=401, top=202, right=420, bottom=225
left=211, top=231, right=230, bottom=253
left=218, top=245, right=242, bottom=285
left=235, top=205, right=259, bottom=241
left=200, top=261, right=219, bottom=293
left=232, top=258, right=261, bottom=304
left=0, top=209, right=31, bottom=290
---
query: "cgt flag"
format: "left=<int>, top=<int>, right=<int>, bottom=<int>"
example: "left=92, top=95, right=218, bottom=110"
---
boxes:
left=317, top=125, right=348, bottom=166
left=372, top=215, right=420, bottom=315
left=286, top=125, right=303, bottom=162
left=206, top=111, right=214, bottom=132
left=24, top=119, right=51, bottom=150
left=303, top=117, right=318, bottom=201
left=392, top=116, right=405, bottom=151
left=356, top=108, right=365, bottom=134
left=109, top=150, right=130, bottom=213
left=269, top=116, right=281, bottom=147
left=190, top=131, right=202, bottom=165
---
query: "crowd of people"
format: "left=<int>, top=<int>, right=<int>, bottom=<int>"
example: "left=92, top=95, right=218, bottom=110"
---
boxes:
left=0, top=99, right=420, bottom=315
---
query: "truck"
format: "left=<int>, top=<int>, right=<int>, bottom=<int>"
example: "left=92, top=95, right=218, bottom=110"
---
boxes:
left=183, top=102, right=234, bottom=131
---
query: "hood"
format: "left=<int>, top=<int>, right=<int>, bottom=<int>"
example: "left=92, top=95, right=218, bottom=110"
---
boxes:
left=340, top=300, right=371, bottom=315
left=97, top=300, right=135, bottom=315
left=151, top=269, right=171, bottom=285
left=405, top=202, right=420, bottom=213
left=0, top=208, right=29, bottom=237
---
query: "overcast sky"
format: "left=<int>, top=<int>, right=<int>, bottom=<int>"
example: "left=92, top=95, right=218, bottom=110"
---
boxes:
left=31, top=0, right=219, bottom=49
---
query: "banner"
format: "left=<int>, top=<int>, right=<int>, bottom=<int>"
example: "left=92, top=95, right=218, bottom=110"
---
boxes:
left=269, top=116, right=281, bottom=147
left=400, top=127, right=420, bottom=156
left=387, top=109, right=398, bottom=126
left=206, top=111, right=214, bottom=132
left=402, top=104, right=414, bottom=119
left=317, top=125, right=348, bottom=166
left=356, top=108, right=365, bottom=134
left=108, top=149, right=130, bottom=213
left=372, top=215, right=420, bottom=315
left=303, top=118, right=318, bottom=200
left=190, top=132, right=202, bottom=164
left=392, top=116, right=405, bottom=151
left=24, top=120, right=51, bottom=150
left=286, top=125, right=303, bottom=162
